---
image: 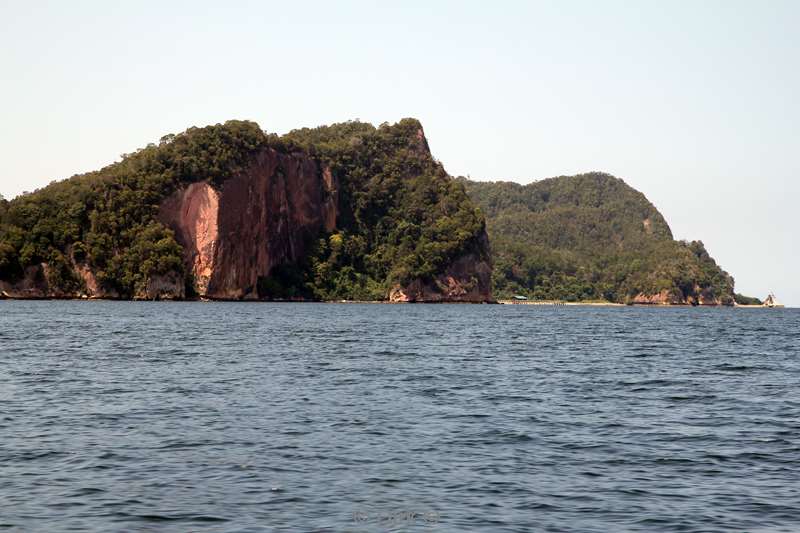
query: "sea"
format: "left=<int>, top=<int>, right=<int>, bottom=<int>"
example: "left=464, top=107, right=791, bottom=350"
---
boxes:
left=1, top=301, right=798, bottom=532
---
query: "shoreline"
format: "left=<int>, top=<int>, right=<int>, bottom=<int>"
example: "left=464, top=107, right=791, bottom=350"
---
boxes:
left=497, top=299, right=624, bottom=307
left=0, top=294, right=790, bottom=308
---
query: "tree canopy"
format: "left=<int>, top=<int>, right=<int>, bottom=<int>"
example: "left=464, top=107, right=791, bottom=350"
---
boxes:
left=463, top=173, right=736, bottom=304
left=0, top=119, right=488, bottom=300
left=0, top=120, right=270, bottom=297
left=263, top=119, right=488, bottom=300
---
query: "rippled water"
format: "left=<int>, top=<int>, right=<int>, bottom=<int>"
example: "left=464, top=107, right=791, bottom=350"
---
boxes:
left=1, top=301, right=799, bottom=532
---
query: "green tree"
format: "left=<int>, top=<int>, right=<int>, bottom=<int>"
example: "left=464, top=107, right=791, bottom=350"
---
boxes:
left=463, top=173, right=737, bottom=304
left=0, top=120, right=264, bottom=294
left=0, top=118, right=489, bottom=301
left=280, top=119, right=489, bottom=299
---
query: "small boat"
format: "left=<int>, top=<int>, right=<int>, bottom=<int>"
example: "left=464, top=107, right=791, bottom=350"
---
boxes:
left=763, top=293, right=785, bottom=308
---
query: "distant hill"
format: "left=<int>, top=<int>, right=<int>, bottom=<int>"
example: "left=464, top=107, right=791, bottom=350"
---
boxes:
left=462, top=173, right=736, bottom=305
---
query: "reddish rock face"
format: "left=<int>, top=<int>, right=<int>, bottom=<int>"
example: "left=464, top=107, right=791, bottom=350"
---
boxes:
left=388, top=254, right=493, bottom=303
left=1, top=143, right=489, bottom=302
left=388, top=234, right=493, bottom=303
left=631, top=286, right=729, bottom=306
left=631, top=290, right=683, bottom=305
left=159, top=147, right=337, bottom=299
left=158, top=144, right=493, bottom=302
left=691, top=285, right=728, bottom=306
left=74, top=262, right=102, bottom=297
left=158, top=182, right=220, bottom=295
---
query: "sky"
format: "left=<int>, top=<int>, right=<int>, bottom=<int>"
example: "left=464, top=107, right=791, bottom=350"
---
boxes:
left=1, top=0, right=797, bottom=305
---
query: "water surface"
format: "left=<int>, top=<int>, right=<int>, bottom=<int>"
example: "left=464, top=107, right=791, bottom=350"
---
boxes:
left=1, top=302, right=799, bottom=532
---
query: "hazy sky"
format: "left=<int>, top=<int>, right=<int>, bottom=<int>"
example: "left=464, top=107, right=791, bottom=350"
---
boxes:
left=1, top=1, right=797, bottom=305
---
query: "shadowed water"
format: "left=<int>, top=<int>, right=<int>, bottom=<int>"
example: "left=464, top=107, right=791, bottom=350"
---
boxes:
left=1, top=301, right=799, bottom=532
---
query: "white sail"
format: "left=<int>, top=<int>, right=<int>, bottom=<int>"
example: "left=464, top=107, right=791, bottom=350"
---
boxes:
left=764, top=293, right=785, bottom=308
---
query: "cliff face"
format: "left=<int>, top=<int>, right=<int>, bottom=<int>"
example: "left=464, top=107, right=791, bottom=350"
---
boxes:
left=388, top=254, right=492, bottom=303
left=159, top=147, right=338, bottom=300
left=158, top=145, right=491, bottom=302
left=0, top=265, right=49, bottom=299
left=388, top=234, right=493, bottom=303
left=159, top=182, right=219, bottom=295
left=631, top=285, right=728, bottom=306
left=0, top=147, right=339, bottom=301
left=0, top=119, right=494, bottom=302
left=0, top=260, right=177, bottom=300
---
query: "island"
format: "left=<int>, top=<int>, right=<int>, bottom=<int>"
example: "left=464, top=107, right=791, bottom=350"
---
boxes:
left=0, top=119, right=760, bottom=305
left=463, top=173, right=737, bottom=305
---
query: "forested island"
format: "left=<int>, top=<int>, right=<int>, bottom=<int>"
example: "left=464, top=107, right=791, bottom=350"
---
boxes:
left=0, top=118, right=754, bottom=305
left=0, top=119, right=490, bottom=302
left=463, top=175, right=748, bottom=305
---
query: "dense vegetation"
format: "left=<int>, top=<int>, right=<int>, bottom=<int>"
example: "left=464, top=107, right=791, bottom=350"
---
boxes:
left=0, top=119, right=487, bottom=300
left=262, top=119, right=488, bottom=300
left=734, top=293, right=762, bottom=306
left=0, top=119, right=748, bottom=304
left=0, top=120, right=270, bottom=297
left=463, top=174, right=737, bottom=304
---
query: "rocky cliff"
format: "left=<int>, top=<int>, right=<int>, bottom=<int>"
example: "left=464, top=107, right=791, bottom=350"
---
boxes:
left=0, top=260, right=177, bottom=300
left=631, top=287, right=727, bottom=306
left=388, top=234, right=493, bottom=303
left=158, top=148, right=338, bottom=300
left=0, top=119, right=493, bottom=302
left=0, top=265, right=51, bottom=299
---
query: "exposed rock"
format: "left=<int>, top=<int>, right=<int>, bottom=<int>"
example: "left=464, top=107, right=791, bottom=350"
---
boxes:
left=632, top=285, right=731, bottom=306
left=158, top=182, right=220, bottom=295
left=72, top=262, right=119, bottom=299
left=1, top=141, right=489, bottom=302
left=691, top=285, right=729, bottom=306
left=159, top=147, right=338, bottom=300
left=67, top=246, right=121, bottom=299
left=74, top=263, right=99, bottom=296
left=631, top=290, right=683, bottom=305
left=135, top=273, right=185, bottom=301
left=0, top=265, right=49, bottom=299
left=389, top=236, right=493, bottom=303
left=0, top=121, right=493, bottom=303
left=0, top=244, right=181, bottom=300
left=412, top=127, right=431, bottom=156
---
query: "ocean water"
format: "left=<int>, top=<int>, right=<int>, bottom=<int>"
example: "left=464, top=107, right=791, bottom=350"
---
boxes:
left=1, top=301, right=798, bottom=533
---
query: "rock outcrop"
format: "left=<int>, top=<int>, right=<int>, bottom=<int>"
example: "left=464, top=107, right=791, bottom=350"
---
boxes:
left=138, top=273, right=185, bottom=301
left=388, top=236, right=493, bottom=303
left=74, top=262, right=104, bottom=298
left=0, top=265, right=49, bottom=299
left=631, top=290, right=683, bottom=305
left=158, top=182, right=219, bottom=295
left=0, top=119, right=493, bottom=302
left=156, top=135, right=490, bottom=302
left=159, top=147, right=338, bottom=300
left=0, top=260, right=126, bottom=300
left=631, top=285, right=728, bottom=306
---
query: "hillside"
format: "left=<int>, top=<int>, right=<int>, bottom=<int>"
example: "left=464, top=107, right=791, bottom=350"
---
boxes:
left=0, top=119, right=491, bottom=301
left=462, top=173, right=736, bottom=305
